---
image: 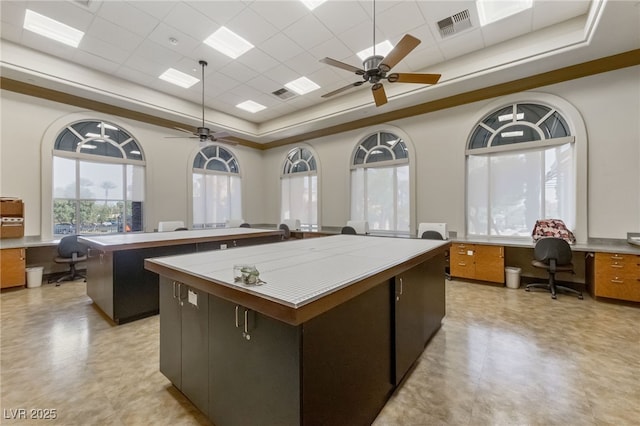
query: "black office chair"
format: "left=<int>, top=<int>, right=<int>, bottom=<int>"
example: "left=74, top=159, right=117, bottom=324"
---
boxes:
left=526, top=237, right=582, bottom=299
left=341, top=226, right=357, bottom=235
left=53, top=235, right=88, bottom=285
left=174, top=227, right=188, bottom=231
left=421, top=231, right=450, bottom=279
left=279, top=223, right=291, bottom=240
left=239, top=223, right=251, bottom=228
left=421, top=230, right=444, bottom=240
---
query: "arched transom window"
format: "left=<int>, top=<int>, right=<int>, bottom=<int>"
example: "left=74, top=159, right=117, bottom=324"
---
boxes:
left=281, top=147, right=318, bottom=230
left=52, top=120, right=145, bottom=236
left=351, top=132, right=410, bottom=234
left=466, top=102, right=575, bottom=238
left=192, top=144, right=242, bottom=228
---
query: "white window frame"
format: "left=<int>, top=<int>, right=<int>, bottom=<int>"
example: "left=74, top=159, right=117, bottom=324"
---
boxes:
left=280, top=145, right=320, bottom=231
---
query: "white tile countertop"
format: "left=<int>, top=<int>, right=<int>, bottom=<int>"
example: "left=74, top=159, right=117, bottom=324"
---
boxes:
left=146, top=234, right=448, bottom=308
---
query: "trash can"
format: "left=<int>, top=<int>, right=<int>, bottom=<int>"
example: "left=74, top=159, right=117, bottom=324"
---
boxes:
left=26, top=266, right=44, bottom=288
left=505, top=267, right=522, bottom=289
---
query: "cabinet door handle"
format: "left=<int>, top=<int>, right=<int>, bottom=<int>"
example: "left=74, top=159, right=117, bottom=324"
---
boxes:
left=235, top=305, right=241, bottom=328
left=243, top=309, right=251, bottom=340
left=172, top=281, right=178, bottom=299
left=611, top=264, right=623, bottom=268
left=399, top=277, right=403, bottom=295
left=611, top=279, right=624, bottom=284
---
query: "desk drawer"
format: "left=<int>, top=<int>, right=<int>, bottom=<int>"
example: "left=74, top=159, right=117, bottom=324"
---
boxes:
left=594, top=253, right=640, bottom=302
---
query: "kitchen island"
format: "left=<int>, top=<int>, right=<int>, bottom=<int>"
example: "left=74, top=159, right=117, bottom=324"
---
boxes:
left=145, top=235, right=449, bottom=426
left=80, top=228, right=282, bottom=324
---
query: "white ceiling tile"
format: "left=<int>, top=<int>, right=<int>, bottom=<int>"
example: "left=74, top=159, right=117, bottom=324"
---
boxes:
left=218, top=61, right=260, bottom=83
left=96, top=1, right=159, bottom=38
left=162, top=2, right=218, bottom=42
left=186, top=1, right=246, bottom=26
left=226, top=7, right=279, bottom=45
left=20, top=30, right=76, bottom=59
left=309, top=37, right=355, bottom=62
left=204, top=72, right=242, bottom=95
left=123, top=54, right=166, bottom=78
left=438, top=28, right=485, bottom=60
left=339, top=19, right=384, bottom=53
left=267, top=64, right=300, bottom=86
left=377, top=1, right=427, bottom=39
left=402, top=44, right=446, bottom=72
left=248, top=1, right=309, bottom=30
left=127, top=1, right=176, bottom=21
left=190, top=43, right=234, bottom=69
left=282, top=13, right=334, bottom=50
left=236, top=48, right=280, bottom=73
left=79, top=34, right=131, bottom=64
left=86, top=17, right=144, bottom=53
left=147, top=23, right=201, bottom=56
left=260, top=33, right=304, bottom=62
left=244, top=74, right=283, bottom=94
left=72, top=50, right=120, bottom=75
left=286, top=51, right=325, bottom=75
left=133, top=39, right=183, bottom=66
left=313, top=1, right=370, bottom=35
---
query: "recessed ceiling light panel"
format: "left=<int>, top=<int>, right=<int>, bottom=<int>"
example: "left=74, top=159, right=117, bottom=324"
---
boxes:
left=23, top=9, right=84, bottom=47
left=204, top=26, right=254, bottom=59
left=285, top=77, right=320, bottom=95
left=300, top=0, right=327, bottom=11
left=477, top=0, right=533, bottom=26
left=159, top=68, right=200, bottom=88
left=236, top=100, right=266, bottom=113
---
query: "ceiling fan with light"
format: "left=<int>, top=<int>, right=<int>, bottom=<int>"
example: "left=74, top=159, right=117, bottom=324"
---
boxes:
left=320, top=0, right=441, bottom=107
left=169, top=60, right=236, bottom=145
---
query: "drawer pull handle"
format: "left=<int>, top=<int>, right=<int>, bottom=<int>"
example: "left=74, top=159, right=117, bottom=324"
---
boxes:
left=610, top=255, right=623, bottom=260
left=611, top=279, right=624, bottom=284
left=611, top=265, right=623, bottom=269
left=458, top=262, right=466, bottom=266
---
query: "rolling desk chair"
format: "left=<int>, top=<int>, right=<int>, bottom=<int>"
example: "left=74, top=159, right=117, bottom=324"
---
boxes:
left=53, top=235, right=88, bottom=285
left=279, top=223, right=291, bottom=240
left=526, top=237, right=583, bottom=299
left=420, top=229, right=451, bottom=280
left=239, top=223, right=251, bottom=228
left=341, top=226, right=357, bottom=235
left=158, top=221, right=184, bottom=232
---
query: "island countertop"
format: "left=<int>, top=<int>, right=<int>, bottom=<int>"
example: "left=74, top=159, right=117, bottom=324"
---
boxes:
left=145, top=234, right=450, bottom=325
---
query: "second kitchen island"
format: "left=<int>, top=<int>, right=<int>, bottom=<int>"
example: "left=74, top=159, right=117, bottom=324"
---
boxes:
left=145, top=234, right=449, bottom=426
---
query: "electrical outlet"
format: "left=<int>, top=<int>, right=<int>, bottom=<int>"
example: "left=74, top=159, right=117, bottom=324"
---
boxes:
left=220, top=243, right=227, bottom=250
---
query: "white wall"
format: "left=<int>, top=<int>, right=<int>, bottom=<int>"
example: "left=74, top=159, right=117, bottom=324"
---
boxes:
left=1, top=65, right=638, bottom=240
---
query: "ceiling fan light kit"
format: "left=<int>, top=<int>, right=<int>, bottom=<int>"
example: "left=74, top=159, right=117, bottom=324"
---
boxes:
left=320, top=0, right=441, bottom=107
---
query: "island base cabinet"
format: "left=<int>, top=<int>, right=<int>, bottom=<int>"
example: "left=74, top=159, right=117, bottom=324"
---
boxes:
left=159, top=278, right=209, bottom=416
left=208, top=296, right=301, bottom=426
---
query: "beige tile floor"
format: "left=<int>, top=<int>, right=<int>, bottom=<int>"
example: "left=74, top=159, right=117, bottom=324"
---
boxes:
left=1, top=279, right=639, bottom=426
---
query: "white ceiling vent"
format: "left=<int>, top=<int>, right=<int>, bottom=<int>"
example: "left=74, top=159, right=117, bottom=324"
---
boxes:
left=437, top=9, right=473, bottom=38
left=272, top=88, right=296, bottom=100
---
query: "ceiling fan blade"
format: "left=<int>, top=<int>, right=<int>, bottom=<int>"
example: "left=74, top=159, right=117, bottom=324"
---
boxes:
left=321, top=81, right=365, bottom=98
left=320, top=57, right=365, bottom=75
left=174, top=126, right=196, bottom=135
left=371, top=83, right=388, bottom=107
left=212, top=131, right=231, bottom=140
left=387, top=73, right=441, bottom=84
left=379, top=34, right=421, bottom=72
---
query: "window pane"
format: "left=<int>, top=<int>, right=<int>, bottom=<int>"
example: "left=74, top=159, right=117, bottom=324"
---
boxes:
left=218, top=147, right=232, bottom=162
left=366, top=167, right=394, bottom=230
left=126, top=165, right=145, bottom=202
left=541, top=112, right=570, bottom=138
left=351, top=168, right=365, bottom=221
left=354, top=146, right=366, bottom=165
left=361, top=134, right=377, bottom=150
left=193, top=174, right=205, bottom=225
left=366, top=147, right=393, bottom=163
left=122, top=140, right=143, bottom=161
left=79, top=161, right=123, bottom=200
left=308, top=157, right=316, bottom=171
left=281, top=175, right=317, bottom=228
left=230, top=176, right=242, bottom=220
left=206, top=159, right=229, bottom=172
left=392, top=141, right=408, bottom=159
left=467, top=155, right=489, bottom=235
left=483, top=106, right=512, bottom=130
left=396, top=165, right=410, bottom=231
left=53, top=199, right=77, bottom=237
left=78, top=200, right=123, bottom=235
left=469, top=127, right=492, bottom=149
left=492, top=125, right=541, bottom=146
left=517, top=104, right=551, bottom=124
left=291, top=162, right=309, bottom=173
left=55, top=129, right=81, bottom=152
left=53, top=156, right=76, bottom=198
left=545, top=144, right=575, bottom=229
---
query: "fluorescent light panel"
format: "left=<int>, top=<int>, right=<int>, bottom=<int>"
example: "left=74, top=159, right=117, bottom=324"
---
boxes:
left=357, top=40, right=393, bottom=60
left=477, top=0, right=533, bottom=26
left=236, top=100, right=266, bottom=113
left=23, top=9, right=84, bottom=48
left=204, top=26, right=254, bottom=59
left=159, top=68, right=200, bottom=88
left=285, top=77, right=320, bottom=95
left=300, top=0, right=327, bottom=11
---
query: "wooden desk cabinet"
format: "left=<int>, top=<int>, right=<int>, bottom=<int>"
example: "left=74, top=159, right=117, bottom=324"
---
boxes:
left=593, top=252, right=640, bottom=302
left=0, top=248, right=26, bottom=288
left=450, top=243, right=505, bottom=284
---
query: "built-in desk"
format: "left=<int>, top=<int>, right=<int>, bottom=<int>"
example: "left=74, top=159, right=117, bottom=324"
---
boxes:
left=80, top=228, right=283, bottom=324
left=145, top=235, right=449, bottom=426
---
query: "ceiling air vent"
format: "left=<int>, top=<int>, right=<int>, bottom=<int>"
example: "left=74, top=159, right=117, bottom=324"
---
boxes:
left=272, top=88, right=296, bottom=100
left=437, top=9, right=472, bottom=38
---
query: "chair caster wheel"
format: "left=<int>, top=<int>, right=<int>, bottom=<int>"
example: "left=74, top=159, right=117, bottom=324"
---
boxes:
left=551, top=295, right=557, bottom=299
left=578, top=295, right=584, bottom=300
left=525, top=288, right=530, bottom=292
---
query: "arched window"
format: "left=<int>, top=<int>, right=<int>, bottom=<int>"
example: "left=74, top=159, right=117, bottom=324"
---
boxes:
left=466, top=102, right=575, bottom=238
left=351, top=131, right=410, bottom=234
left=281, top=146, right=318, bottom=230
left=192, top=144, right=242, bottom=228
left=52, top=120, right=145, bottom=236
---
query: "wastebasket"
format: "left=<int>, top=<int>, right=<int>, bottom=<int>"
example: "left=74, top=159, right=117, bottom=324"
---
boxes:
left=26, top=266, right=44, bottom=288
left=505, top=267, right=521, bottom=289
